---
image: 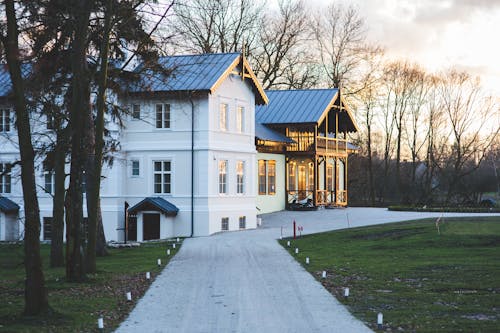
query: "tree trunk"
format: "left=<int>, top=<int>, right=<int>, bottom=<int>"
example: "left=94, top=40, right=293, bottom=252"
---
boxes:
left=50, top=134, right=66, bottom=267
left=2, top=0, right=49, bottom=314
left=96, top=200, right=108, bottom=257
left=66, top=0, right=91, bottom=282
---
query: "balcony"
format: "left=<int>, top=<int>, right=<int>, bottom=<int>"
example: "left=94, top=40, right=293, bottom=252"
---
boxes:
left=286, top=133, right=348, bottom=155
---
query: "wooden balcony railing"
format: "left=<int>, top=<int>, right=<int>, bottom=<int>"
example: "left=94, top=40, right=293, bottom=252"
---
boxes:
left=286, top=134, right=348, bottom=155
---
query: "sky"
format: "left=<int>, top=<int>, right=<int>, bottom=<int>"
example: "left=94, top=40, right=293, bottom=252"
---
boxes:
left=316, top=0, right=500, bottom=95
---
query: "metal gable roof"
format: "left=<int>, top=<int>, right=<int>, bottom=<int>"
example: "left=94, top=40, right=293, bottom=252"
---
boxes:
left=0, top=63, right=32, bottom=98
left=255, top=89, right=339, bottom=124
left=129, top=52, right=267, bottom=104
left=128, top=197, right=179, bottom=216
left=0, top=196, right=20, bottom=214
left=255, top=123, right=294, bottom=143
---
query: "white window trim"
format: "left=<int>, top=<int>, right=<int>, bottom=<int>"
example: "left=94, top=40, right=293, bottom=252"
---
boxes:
left=155, top=103, right=171, bottom=130
left=131, top=160, right=140, bottom=177
left=153, top=159, right=173, bottom=195
left=0, top=108, right=11, bottom=133
left=236, top=160, right=245, bottom=194
left=218, top=159, right=228, bottom=195
left=219, top=103, right=228, bottom=131
left=236, top=105, right=245, bottom=133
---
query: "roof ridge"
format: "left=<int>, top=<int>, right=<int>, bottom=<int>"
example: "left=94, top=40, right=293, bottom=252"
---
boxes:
left=265, top=88, right=339, bottom=92
left=159, top=52, right=241, bottom=59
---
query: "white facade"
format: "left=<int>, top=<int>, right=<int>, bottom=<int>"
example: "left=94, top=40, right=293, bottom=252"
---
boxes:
left=0, top=69, right=263, bottom=241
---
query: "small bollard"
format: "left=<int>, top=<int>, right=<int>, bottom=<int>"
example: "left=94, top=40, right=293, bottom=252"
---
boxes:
left=322, top=271, right=327, bottom=279
left=97, top=317, right=104, bottom=329
left=306, top=257, right=310, bottom=264
left=287, top=241, right=290, bottom=247
left=126, top=291, right=132, bottom=301
left=167, top=249, right=171, bottom=255
left=146, top=272, right=151, bottom=280
left=377, top=312, right=383, bottom=329
left=157, top=258, right=161, bottom=266
left=344, top=287, right=350, bottom=299
left=177, top=237, right=180, bottom=242
left=173, top=243, right=176, bottom=249
left=295, top=248, right=299, bottom=254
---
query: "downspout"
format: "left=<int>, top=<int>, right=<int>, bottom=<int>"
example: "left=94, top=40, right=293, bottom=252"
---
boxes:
left=189, top=94, right=195, bottom=237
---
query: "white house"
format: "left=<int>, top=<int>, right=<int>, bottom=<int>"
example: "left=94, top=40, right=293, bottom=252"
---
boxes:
left=0, top=53, right=358, bottom=242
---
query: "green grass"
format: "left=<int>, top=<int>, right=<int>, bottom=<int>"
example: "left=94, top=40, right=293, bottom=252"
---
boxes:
left=0, top=240, right=182, bottom=332
left=280, top=217, right=500, bottom=332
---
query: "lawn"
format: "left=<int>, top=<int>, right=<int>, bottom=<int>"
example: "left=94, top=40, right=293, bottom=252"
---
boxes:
left=0, top=239, right=182, bottom=332
left=280, top=216, right=500, bottom=332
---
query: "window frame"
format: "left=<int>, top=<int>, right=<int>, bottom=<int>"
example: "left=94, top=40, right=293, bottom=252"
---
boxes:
left=44, top=170, right=54, bottom=194
left=0, top=163, right=12, bottom=194
left=0, top=108, right=11, bottom=133
left=131, top=160, right=140, bottom=177
left=219, top=103, right=228, bottom=131
left=155, top=103, right=171, bottom=129
left=236, top=106, right=245, bottom=133
left=132, top=104, right=141, bottom=119
left=221, top=217, right=229, bottom=231
left=218, top=160, right=228, bottom=194
left=239, top=216, right=246, bottom=229
left=236, top=160, right=245, bottom=194
left=258, top=159, right=276, bottom=196
left=153, top=160, right=172, bottom=194
left=268, top=160, right=276, bottom=195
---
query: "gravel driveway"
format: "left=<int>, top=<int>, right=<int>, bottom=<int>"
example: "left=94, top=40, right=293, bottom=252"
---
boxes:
left=115, top=208, right=500, bottom=333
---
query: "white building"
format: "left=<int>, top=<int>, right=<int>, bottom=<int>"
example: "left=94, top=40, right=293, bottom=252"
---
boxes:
left=0, top=53, right=358, bottom=242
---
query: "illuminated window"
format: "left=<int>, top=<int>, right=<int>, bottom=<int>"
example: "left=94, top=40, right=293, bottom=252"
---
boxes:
left=236, top=106, right=245, bottom=133
left=218, top=160, right=227, bottom=194
left=219, top=103, right=228, bottom=131
left=236, top=161, right=245, bottom=194
left=268, top=160, right=276, bottom=195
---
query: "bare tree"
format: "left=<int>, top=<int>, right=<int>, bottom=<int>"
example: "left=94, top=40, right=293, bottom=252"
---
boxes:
left=351, top=48, right=385, bottom=204
left=251, top=0, right=312, bottom=89
left=437, top=70, right=499, bottom=203
left=171, top=0, right=262, bottom=54
left=1, top=0, right=49, bottom=314
left=313, top=2, right=367, bottom=88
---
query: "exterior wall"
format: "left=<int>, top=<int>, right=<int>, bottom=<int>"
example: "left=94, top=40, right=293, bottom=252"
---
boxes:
left=0, top=70, right=260, bottom=240
left=256, top=152, right=286, bottom=214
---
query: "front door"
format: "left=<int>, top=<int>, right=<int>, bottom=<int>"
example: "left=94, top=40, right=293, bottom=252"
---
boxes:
left=143, top=213, right=160, bottom=240
left=298, top=165, right=306, bottom=200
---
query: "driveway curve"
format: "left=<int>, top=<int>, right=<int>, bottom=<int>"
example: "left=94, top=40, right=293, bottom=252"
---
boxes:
left=116, top=208, right=500, bottom=333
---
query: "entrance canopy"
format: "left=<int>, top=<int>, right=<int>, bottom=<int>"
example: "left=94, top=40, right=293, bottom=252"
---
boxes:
left=128, top=197, right=179, bottom=217
left=0, top=197, right=19, bottom=214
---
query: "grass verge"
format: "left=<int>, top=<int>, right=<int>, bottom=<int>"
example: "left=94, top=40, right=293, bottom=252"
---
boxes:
left=0, top=239, right=182, bottom=332
left=280, top=216, right=500, bottom=332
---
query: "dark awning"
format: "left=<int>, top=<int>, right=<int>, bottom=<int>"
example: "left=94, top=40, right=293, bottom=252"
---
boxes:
left=128, top=197, right=179, bottom=217
left=0, top=196, right=20, bottom=214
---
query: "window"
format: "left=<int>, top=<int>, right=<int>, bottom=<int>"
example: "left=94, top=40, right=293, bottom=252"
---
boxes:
left=154, top=161, right=171, bottom=194
left=132, top=104, right=141, bottom=119
left=0, top=108, right=10, bottom=132
left=236, top=106, right=245, bottom=133
left=308, top=163, right=314, bottom=191
left=236, top=161, right=245, bottom=194
left=219, top=103, right=228, bottom=131
left=326, top=164, right=333, bottom=191
left=43, top=217, right=52, bottom=240
left=218, top=160, right=227, bottom=194
left=46, top=114, right=54, bottom=130
left=221, top=217, right=229, bottom=231
left=258, top=160, right=276, bottom=195
left=0, top=163, right=12, bottom=193
left=258, top=160, right=266, bottom=195
left=268, top=160, right=276, bottom=195
left=131, top=160, right=140, bottom=176
left=239, top=216, right=246, bottom=229
left=288, top=163, right=296, bottom=191
left=156, top=104, right=170, bottom=128
left=44, top=170, right=54, bottom=194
